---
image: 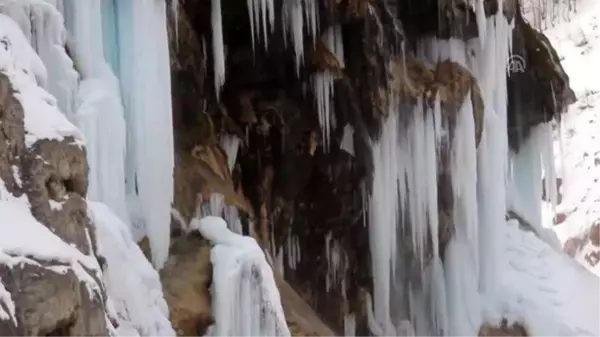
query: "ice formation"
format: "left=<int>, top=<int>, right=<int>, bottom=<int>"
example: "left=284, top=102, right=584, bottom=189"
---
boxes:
left=211, top=0, right=225, bottom=98
left=90, top=202, right=175, bottom=336
left=58, top=0, right=130, bottom=223
left=0, top=5, right=177, bottom=332
left=108, top=0, right=175, bottom=268
left=220, top=133, right=242, bottom=172
left=361, top=11, right=559, bottom=336
left=2, top=0, right=175, bottom=271
left=311, top=24, right=344, bottom=151
left=193, top=216, right=290, bottom=336
left=281, top=0, right=319, bottom=73
left=247, top=0, right=275, bottom=52
left=0, top=12, right=107, bottom=326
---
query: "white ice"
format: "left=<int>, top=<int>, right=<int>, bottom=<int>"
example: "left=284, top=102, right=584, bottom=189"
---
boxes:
left=193, top=216, right=291, bottom=336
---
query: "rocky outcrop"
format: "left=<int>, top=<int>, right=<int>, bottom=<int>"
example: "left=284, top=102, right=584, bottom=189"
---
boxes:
left=160, top=234, right=213, bottom=336
left=0, top=71, right=109, bottom=336
left=507, top=1, right=576, bottom=150
left=166, top=0, right=575, bottom=334
left=479, top=320, right=528, bottom=336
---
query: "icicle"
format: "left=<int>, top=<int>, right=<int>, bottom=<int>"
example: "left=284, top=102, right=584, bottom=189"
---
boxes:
left=220, top=133, right=241, bottom=172
left=171, top=0, right=180, bottom=43
left=211, top=0, right=225, bottom=99
left=474, top=0, right=487, bottom=46
left=282, top=0, right=305, bottom=74
left=340, top=123, right=355, bottom=156
left=312, top=71, right=334, bottom=151
left=246, top=0, right=275, bottom=51
left=344, top=313, right=356, bottom=337
left=322, top=24, right=345, bottom=68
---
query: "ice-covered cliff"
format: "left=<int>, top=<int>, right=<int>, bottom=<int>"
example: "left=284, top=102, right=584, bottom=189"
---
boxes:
left=0, top=0, right=598, bottom=336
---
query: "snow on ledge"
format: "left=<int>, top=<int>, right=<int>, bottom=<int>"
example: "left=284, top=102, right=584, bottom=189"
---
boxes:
left=193, top=216, right=291, bottom=336
left=0, top=13, right=82, bottom=147
left=0, top=180, right=103, bottom=325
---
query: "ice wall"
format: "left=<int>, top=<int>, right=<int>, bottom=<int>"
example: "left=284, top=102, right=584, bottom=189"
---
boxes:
left=365, top=12, right=530, bottom=336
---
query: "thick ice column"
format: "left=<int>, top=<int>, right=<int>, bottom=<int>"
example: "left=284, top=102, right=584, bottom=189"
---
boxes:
left=58, top=0, right=130, bottom=225
left=112, top=0, right=175, bottom=269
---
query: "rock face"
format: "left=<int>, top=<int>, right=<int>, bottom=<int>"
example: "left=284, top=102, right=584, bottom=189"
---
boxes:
left=0, top=67, right=108, bottom=335
left=167, top=0, right=575, bottom=334
left=160, top=234, right=213, bottom=336
left=479, top=320, right=529, bottom=336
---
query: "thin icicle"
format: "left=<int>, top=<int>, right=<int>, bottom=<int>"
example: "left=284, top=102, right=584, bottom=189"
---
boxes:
left=344, top=313, right=356, bottom=337
left=211, top=0, right=225, bottom=99
left=312, top=71, right=334, bottom=151
left=220, top=133, right=241, bottom=172
left=246, top=0, right=275, bottom=51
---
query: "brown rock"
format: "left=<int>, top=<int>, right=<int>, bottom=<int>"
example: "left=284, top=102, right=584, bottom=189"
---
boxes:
left=564, top=237, right=585, bottom=257
left=20, top=138, right=93, bottom=254
left=554, top=212, right=568, bottom=225
left=173, top=146, right=253, bottom=227
left=0, top=261, right=107, bottom=336
left=160, top=234, right=213, bottom=336
left=479, top=320, right=528, bottom=336
left=589, top=223, right=600, bottom=247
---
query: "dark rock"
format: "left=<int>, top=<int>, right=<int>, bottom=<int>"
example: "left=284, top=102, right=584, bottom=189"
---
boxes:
left=508, top=9, right=576, bottom=150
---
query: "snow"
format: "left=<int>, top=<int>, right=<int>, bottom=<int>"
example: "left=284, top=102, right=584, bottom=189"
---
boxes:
left=89, top=202, right=174, bottom=336
left=487, top=220, right=599, bottom=336
left=193, top=216, right=290, bottom=336
left=0, top=13, right=80, bottom=147
left=0, top=182, right=104, bottom=318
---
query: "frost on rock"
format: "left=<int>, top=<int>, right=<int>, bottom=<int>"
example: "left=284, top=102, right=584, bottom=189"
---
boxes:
left=193, top=216, right=290, bottom=336
left=89, top=202, right=175, bottom=337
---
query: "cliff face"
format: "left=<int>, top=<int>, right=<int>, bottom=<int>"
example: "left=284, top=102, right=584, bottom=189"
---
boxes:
left=0, top=40, right=108, bottom=336
left=0, top=0, right=577, bottom=335
left=167, top=0, right=574, bottom=335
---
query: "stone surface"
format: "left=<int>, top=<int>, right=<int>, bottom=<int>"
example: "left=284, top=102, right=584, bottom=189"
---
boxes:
left=0, top=66, right=108, bottom=335
left=160, top=234, right=213, bottom=336
left=479, top=320, right=529, bottom=336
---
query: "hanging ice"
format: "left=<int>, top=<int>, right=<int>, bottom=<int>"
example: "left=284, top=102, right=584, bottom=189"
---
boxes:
left=194, top=216, right=291, bottom=336
left=58, top=0, right=130, bottom=224
left=312, top=71, right=334, bottom=150
left=281, top=0, right=319, bottom=73
left=247, top=0, right=275, bottom=52
left=109, top=0, right=175, bottom=269
left=211, top=0, right=226, bottom=98
left=220, top=133, right=241, bottom=172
